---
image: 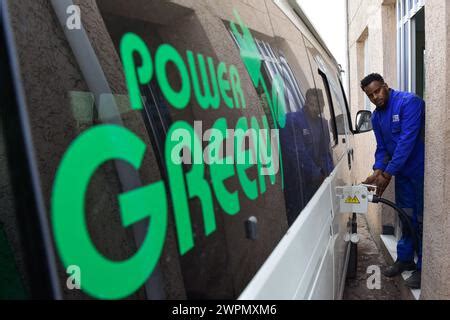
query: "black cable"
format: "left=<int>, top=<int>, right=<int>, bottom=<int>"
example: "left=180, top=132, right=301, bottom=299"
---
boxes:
left=371, top=195, right=419, bottom=254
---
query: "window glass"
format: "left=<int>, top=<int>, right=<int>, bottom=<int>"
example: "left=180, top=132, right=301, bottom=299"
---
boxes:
left=232, top=35, right=330, bottom=225
left=397, top=0, right=424, bottom=93
left=403, top=22, right=410, bottom=90
left=324, top=69, right=350, bottom=138
left=318, top=72, right=338, bottom=146
left=313, top=49, right=349, bottom=133
left=304, top=38, right=345, bottom=164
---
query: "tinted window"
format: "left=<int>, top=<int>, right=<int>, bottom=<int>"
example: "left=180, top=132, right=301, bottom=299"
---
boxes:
left=304, top=38, right=346, bottom=164
left=229, top=31, right=332, bottom=225
left=322, top=69, right=349, bottom=139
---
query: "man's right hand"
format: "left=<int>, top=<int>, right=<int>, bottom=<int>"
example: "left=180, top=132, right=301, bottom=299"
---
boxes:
left=362, top=169, right=382, bottom=185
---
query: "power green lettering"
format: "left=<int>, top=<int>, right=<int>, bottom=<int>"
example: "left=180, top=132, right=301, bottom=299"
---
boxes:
left=52, top=125, right=167, bottom=299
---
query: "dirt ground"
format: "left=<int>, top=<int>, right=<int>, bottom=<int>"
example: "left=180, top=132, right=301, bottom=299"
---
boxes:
left=343, top=215, right=402, bottom=300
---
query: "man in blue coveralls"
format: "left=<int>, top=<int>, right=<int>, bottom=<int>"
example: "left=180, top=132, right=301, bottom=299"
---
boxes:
left=361, top=73, right=425, bottom=289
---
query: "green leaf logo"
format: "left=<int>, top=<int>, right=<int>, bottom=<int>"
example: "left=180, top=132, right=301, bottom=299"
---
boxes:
left=230, top=10, right=262, bottom=87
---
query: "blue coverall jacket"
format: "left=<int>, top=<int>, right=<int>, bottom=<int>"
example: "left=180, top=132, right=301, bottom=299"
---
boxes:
left=371, top=89, right=425, bottom=269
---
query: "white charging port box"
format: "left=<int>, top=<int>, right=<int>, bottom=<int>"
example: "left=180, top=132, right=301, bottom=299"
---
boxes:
left=336, top=185, right=369, bottom=214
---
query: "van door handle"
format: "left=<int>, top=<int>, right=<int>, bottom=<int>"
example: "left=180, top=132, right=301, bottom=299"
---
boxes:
left=347, top=150, right=352, bottom=170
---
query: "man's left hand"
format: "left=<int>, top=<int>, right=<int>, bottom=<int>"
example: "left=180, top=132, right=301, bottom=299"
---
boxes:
left=374, top=172, right=392, bottom=197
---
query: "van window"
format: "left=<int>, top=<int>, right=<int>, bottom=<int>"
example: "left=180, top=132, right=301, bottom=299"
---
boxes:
left=304, top=38, right=346, bottom=164
left=322, top=70, right=349, bottom=138
left=319, top=70, right=339, bottom=145
left=229, top=33, right=332, bottom=225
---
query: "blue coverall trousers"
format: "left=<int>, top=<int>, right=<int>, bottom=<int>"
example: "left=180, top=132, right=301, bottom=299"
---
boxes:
left=395, top=175, right=424, bottom=270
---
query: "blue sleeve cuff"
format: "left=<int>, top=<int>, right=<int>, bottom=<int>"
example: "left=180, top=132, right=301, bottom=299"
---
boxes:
left=373, top=163, right=387, bottom=171
left=384, top=166, right=397, bottom=177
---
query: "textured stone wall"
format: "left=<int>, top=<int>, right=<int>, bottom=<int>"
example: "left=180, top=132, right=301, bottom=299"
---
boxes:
left=421, top=0, right=450, bottom=300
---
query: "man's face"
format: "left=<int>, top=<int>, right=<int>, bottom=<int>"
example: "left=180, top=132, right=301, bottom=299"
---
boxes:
left=306, top=92, right=324, bottom=118
left=362, top=81, right=390, bottom=109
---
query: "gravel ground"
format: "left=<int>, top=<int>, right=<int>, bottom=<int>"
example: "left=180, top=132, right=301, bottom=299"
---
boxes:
left=343, top=215, right=402, bottom=300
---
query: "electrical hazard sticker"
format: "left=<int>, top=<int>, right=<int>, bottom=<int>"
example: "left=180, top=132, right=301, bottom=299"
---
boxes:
left=337, top=185, right=368, bottom=214
left=344, top=196, right=360, bottom=204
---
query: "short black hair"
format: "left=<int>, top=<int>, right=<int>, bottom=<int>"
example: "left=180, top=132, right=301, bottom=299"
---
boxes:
left=305, top=88, right=322, bottom=99
left=360, top=73, right=385, bottom=89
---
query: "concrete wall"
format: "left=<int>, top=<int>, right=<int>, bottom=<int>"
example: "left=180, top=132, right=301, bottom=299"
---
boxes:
left=347, top=0, right=397, bottom=246
left=421, top=0, right=450, bottom=300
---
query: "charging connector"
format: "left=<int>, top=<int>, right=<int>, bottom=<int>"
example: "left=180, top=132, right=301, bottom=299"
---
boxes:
left=336, top=185, right=373, bottom=214
left=337, top=184, right=419, bottom=253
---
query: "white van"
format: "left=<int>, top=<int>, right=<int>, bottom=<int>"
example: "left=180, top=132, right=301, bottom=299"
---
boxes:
left=0, top=0, right=369, bottom=299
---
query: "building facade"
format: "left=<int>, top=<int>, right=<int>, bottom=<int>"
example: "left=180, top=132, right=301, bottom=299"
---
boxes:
left=347, top=0, right=450, bottom=299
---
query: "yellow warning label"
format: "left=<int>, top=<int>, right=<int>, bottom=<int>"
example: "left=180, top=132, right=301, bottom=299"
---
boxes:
left=344, top=196, right=360, bottom=204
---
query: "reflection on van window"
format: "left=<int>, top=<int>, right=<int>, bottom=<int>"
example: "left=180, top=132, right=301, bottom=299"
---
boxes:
left=280, top=89, right=334, bottom=224
left=231, top=35, right=335, bottom=225
left=303, top=39, right=347, bottom=166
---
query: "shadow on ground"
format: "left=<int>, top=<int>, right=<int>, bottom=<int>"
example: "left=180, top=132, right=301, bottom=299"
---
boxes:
left=343, top=215, right=402, bottom=300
